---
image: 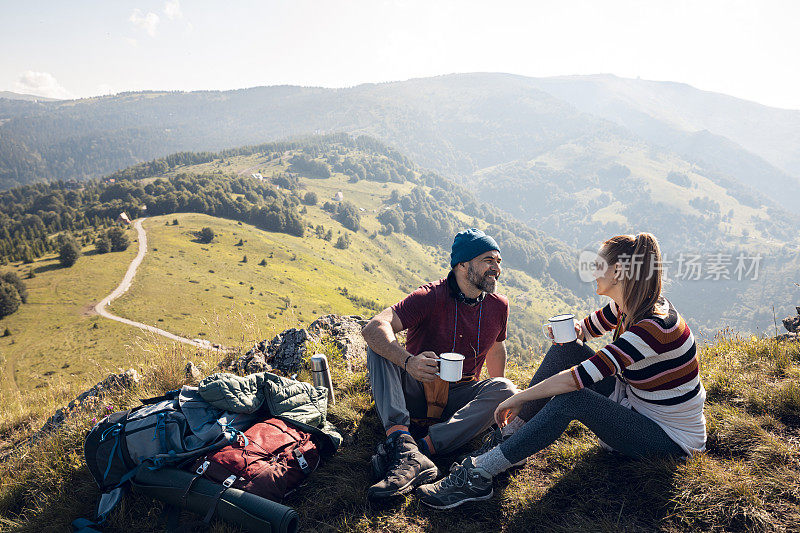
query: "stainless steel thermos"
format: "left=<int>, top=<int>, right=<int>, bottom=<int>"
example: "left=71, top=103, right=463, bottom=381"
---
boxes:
left=309, top=354, right=335, bottom=405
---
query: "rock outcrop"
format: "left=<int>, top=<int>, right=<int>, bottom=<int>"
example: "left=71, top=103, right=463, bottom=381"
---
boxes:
left=223, top=314, right=369, bottom=375
left=38, top=368, right=140, bottom=437
left=778, top=306, right=800, bottom=341
left=308, top=314, right=369, bottom=370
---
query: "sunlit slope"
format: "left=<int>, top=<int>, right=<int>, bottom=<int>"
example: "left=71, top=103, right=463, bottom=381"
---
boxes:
left=0, top=240, right=138, bottom=402
left=474, top=137, right=798, bottom=250
left=112, top=199, right=579, bottom=360
left=0, top=160, right=584, bottom=404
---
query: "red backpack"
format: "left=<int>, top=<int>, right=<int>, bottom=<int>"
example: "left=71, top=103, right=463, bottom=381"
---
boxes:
left=188, top=418, right=320, bottom=501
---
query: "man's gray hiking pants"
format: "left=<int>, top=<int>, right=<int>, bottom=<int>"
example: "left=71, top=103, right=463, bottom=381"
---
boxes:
left=367, top=347, right=516, bottom=454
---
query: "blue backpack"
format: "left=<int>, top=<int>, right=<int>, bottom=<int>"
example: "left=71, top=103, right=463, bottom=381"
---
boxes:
left=76, top=388, right=257, bottom=530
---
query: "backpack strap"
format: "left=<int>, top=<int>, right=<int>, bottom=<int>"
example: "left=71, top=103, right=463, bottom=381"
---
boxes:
left=72, top=486, right=127, bottom=532
left=139, top=389, right=181, bottom=405
left=71, top=518, right=103, bottom=533
left=203, top=479, right=233, bottom=524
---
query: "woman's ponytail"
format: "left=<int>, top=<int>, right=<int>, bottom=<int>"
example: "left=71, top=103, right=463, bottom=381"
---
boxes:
left=600, top=232, right=665, bottom=327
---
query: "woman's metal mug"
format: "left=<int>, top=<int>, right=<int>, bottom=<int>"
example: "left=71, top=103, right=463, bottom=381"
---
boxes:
left=542, top=314, right=578, bottom=344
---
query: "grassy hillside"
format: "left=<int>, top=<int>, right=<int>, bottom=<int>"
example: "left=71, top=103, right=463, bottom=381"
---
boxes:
left=474, top=137, right=798, bottom=249
left=0, top=151, right=584, bottom=417
left=0, top=234, right=140, bottom=419
left=1, top=323, right=797, bottom=532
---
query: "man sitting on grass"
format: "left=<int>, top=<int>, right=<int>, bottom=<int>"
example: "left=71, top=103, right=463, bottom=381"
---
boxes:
left=362, top=228, right=517, bottom=500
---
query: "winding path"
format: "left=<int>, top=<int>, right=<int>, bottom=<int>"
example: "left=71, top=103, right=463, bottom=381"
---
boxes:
left=94, top=218, right=217, bottom=350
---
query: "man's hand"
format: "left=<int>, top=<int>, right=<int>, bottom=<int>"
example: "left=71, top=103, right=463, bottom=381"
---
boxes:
left=406, top=351, right=439, bottom=383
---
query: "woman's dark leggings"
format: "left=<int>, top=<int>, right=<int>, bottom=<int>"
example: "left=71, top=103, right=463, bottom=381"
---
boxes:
left=499, top=342, right=684, bottom=464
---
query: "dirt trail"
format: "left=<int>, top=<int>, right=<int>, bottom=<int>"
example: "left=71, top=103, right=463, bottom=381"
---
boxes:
left=94, top=219, right=219, bottom=350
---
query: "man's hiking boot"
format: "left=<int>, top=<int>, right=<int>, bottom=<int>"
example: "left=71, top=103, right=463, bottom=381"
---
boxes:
left=367, top=433, right=439, bottom=500
left=417, top=457, right=493, bottom=509
left=459, top=425, right=525, bottom=467
left=370, top=441, right=389, bottom=482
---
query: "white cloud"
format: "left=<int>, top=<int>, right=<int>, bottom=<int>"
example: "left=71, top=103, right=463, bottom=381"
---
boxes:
left=14, top=71, right=72, bottom=99
left=125, top=37, right=139, bottom=47
left=129, top=9, right=160, bottom=37
left=164, top=0, right=182, bottom=20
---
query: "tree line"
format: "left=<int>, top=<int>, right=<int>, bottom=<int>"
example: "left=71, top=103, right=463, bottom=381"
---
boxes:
left=378, top=180, right=586, bottom=300
left=0, top=171, right=306, bottom=264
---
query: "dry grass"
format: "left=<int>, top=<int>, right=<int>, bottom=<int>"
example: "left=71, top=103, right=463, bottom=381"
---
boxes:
left=1, top=332, right=799, bottom=532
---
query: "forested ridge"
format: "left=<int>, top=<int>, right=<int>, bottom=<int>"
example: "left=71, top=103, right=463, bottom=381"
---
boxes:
left=0, top=135, right=586, bottom=305
left=4, top=74, right=797, bottom=218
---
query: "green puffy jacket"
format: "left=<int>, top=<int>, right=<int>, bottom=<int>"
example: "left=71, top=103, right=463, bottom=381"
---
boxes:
left=197, top=372, right=342, bottom=451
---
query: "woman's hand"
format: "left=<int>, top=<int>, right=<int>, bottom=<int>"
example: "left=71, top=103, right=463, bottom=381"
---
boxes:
left=494, top=393, right=525, bottom=427
left=545, top=319, right=585, bottom=345
left=573, top=319, right=586, bottom=342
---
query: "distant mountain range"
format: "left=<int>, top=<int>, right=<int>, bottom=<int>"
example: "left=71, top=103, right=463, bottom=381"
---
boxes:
left=0, top=91, right=58, bottom=102
left=528, top=74, right=800, bottom=177
left=2, top=73, right=799, bottom=212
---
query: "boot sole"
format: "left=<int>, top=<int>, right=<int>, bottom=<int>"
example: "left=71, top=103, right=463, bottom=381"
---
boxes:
left=367, top=466, right=439, bottom=500
left=420, top=488, right=494, bottom=509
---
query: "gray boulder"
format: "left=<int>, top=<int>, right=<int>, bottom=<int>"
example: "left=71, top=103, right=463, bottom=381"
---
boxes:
left=224, top=314, right=369, bottom=375
left=782, top=306, right=800, bottom=334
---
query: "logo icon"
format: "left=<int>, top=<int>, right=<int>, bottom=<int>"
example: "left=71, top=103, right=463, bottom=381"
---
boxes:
left=577, top=250, right=608, bottom=283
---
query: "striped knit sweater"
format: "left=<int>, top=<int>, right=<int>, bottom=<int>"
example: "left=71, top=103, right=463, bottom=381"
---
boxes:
left=571, top=298, right=707, bottom=454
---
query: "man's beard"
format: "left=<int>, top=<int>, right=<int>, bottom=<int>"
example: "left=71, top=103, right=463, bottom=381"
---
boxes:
left=467, top=263, right=498, bottom=294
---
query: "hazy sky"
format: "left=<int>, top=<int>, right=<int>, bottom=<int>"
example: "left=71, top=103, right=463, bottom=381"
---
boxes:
left=3, top=0, right=800, bottom=109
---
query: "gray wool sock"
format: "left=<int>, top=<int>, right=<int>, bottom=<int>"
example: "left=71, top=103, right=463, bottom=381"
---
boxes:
left=473, top=445, right=514, bottom=477
left=501, top=416, right=525, bottom=437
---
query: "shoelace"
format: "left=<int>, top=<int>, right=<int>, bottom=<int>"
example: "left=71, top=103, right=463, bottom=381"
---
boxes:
left=476, top=428, right=503, bottom=455
left=439, top=463, right=470, bottom=489
left=383, top=439, right=419, bottom=482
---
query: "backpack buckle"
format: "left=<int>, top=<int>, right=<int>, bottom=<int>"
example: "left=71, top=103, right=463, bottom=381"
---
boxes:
left=196, top=460, right=209, bottom=475
left=293, top=449, right=311, bottom=474
left=222, top=475, right=236, bottom=488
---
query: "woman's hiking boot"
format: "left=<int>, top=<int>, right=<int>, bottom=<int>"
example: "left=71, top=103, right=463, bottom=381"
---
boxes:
left=366, top=433, right=439, bottom=500
left=416, top=457, right=493, bottom=509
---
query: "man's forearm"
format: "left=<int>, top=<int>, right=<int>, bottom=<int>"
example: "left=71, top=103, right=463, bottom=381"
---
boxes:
left=363, top=320, right=413, bottom=367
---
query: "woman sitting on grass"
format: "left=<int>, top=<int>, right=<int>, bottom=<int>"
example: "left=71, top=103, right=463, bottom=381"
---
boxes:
left=417, top=233, right=707, bottom=509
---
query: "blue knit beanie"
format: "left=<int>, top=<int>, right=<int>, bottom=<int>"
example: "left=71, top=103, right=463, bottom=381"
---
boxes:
left=450, top=228, right=500, bottom=267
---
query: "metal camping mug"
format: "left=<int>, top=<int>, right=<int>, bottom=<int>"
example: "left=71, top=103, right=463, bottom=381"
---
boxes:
left=542, top=314, right=578, bottom=344
left=437, top=352, right=465, bottom=382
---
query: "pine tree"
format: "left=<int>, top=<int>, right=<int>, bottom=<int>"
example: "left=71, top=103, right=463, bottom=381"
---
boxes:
left=95, top=232, right=111, bottom=254
left=0, top=280, right=21, bottom=318
left=1, top=271, right=28, bottom=303
left=107, top=226, right=130, bottom=252
left=58, top=235, right=81, bottom=267
left=198, top=227, right=215, bottom=243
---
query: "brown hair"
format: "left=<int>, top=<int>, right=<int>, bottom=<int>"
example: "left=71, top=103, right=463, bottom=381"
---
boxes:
left=600, top=232, right=665, bottom=328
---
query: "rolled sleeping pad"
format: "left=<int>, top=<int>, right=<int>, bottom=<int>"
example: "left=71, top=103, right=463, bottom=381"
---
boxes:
left=132, top=467, right=299, bottom=533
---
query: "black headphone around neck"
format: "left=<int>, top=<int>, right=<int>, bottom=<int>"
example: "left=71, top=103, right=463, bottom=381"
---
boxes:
left=453, top=288, right=485, bottom=305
